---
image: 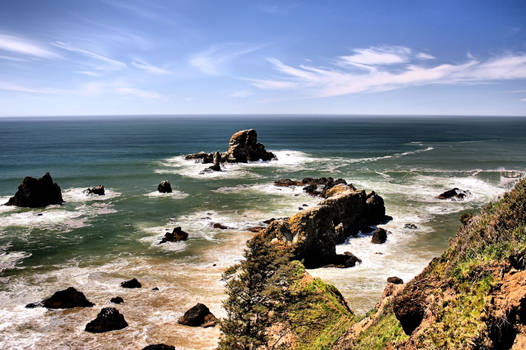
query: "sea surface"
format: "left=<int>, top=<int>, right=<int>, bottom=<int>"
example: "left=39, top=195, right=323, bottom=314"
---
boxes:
left=0, top=115, right=525, bottom=349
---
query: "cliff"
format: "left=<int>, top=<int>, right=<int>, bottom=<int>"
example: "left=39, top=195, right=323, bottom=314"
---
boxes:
left=220, top=178, right=526, bottom=349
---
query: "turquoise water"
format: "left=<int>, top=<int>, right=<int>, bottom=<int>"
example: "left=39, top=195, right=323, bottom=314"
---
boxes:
left=0, top=116, right=525, bottom=349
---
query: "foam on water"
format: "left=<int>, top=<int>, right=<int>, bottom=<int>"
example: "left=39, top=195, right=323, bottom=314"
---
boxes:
left=0, top=245, right=31, bottom=273
left=62, top=187, right=121, bottom=202
left=144, top=190, right=189, bottom=199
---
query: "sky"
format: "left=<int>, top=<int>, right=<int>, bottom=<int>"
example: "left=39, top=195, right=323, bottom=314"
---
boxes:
left=0, top=0, right=526, bottom=116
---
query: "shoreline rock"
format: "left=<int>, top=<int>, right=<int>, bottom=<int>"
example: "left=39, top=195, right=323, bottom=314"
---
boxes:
left=121, top=278, right=141, bottom=288
left=6, top=172, right=63, bottom=207
left=26, top=287, right=94, bottom=309
left=85, top=307, right=128, bottom=333
left=178, top=303, right=217, bottom=327
left=274, top=177, right=355, bottom=198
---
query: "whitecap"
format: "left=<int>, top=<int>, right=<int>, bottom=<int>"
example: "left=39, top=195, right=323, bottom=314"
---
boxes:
left=62, top=187, right=121, bottom=202
left=144, top=190, right=189, bottom=199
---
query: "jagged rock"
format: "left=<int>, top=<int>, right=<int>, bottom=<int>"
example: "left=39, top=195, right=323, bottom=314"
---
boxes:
left=387, top=276, right=404, bottom=284
left=438, top=188, right=470, bottom=200
left=142, top=345, right=175, bottom=350
left=212, top=223, right=228, bottom=229
left=157, top=180, right=172, bottom=193
left=120, top=278, right=141, bottom=288
left=177, top=303, right=217, bottom=327
left=6, top=172, right=63, bottom=207
left=247, top=226, right=265, bottom=233
left=159, top=227, right=188, bottom=244
left=85, top=307, right=128, bottom=333
left=224, top=129, right=276, bottom=163
left=274, top=177, right=355, bottom=198
left=262, top=187, right=388, bottom=268
left=371, top=228, right=387, bottom=244
left=326, top=252, right=362, bottom=268
left=110, top=297, right=123, bottom=304
left=29, top=287, right=94, bottom=309
left=85, top=185, right=104, bottom=196
left=404, top=223, right=418, bottom=229
left=185, top=151, right=213, bottom=163
left=365, top=192, right=386, bottom=223
left=275, top=179, right=302, bottom=187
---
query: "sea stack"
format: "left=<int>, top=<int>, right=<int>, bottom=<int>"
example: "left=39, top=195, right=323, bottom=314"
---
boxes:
left=157, top=180, right=172, bottom=193
left=5, top=172, right=63, bottom=207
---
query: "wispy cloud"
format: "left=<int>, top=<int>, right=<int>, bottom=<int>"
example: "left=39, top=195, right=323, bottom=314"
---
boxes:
left=75, top=70, right=102, bottom=77
left=229, top=90, right=253, bottom=98
left=0, top=81, right=63, bottom=94
left=0, top=34, right=57, bottom=59
left=115, top=87, right=161, bottom=99
left=189, top=43, right=264, bottom=76
left=131, top=59, right=171, bottom=75
left=416, top=52, right=435, bottom=60
left=251, top=47, right=526, bottom=97
left=51, top=41, right=126, bottom=70
left=0, top=55, right=29, bottom=62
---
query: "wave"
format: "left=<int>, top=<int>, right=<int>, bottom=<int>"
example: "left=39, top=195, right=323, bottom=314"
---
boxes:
left=62, top=187, right=121, bottom=202
left=144, top=190, right=189, bottom=199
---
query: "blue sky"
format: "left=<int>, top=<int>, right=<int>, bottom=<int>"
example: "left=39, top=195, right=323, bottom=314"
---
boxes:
left=0, top=0, right=526, bottom=116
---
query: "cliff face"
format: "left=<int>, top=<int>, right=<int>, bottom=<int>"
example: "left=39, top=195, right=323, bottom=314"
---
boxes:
left=334, top=177, right=526, bottom=349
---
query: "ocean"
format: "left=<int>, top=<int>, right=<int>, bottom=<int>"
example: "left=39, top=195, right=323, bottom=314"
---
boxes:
left=0, top=115, right=525, bottom=349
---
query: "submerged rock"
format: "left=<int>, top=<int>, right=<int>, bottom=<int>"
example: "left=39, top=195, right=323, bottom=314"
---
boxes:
left=438, top=188, right=470, bottom=200
left=38, top=287, right=94, bottom=309
left=85, top=185, right=105, bottom=196
left=157, top=180, right=172, bottom=193
left=142, top=345, right=175, bottom=350
left=159, top=227, right=189, bottom=244
left=6, top=172, right=63, bottom=207
left=120, top=278, right=142, bottom=288
left=85, top=307, right=128, bottom=333
left=371, top=228, right=387, bottom=244
left=178, top=303, right=217, bottom=327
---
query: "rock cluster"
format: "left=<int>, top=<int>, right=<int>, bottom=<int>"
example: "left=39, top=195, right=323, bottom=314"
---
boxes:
left=84, top=185, right=105, bottom=196
left=177, top=303, right=217, bottom=327
left=157, top=180, right=172, bottom=193
left=5, top=172, right=63, bottom=207
left=185, top=129, right=276, bottom=171
left=275, top=177, right=354, bottom=198
left=262, top=185, right=389, bottom=268
left=85, top=307, right=128, bottom=333
left=159, top=227, right=189, bottom=244
left=438, top=187, right=470, bottom=200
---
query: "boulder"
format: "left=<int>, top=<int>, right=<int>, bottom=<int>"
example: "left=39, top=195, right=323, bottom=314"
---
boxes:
left=36, top=287, right=94, bottom=309
left=438, top=188, right=470, bottom=200
left=224, top=129, right=276, bottom=163
left=142, top=345, right=175, bottom=350
left=327, top=252, right=362, bottom=268
left=120, top=278, right=142, bottom=288
left=185, top=152, right=214, bottom=163
left=85, top=307, right=128, bottom=333
left=212, top=223, right=228, bottom=229
left=371, top=228, right=387, bottom=244
left=404, top=223, right=418, bottom=229
left=159, top=227, right=189, bottom=244
left=387, top=276, right=404, bottom=284
left=110, top=297, right=123, bottom=304
left=85, top=185, right=105, bottom=196
left=177, top=303, right=217, bottom=327
left=6, top=172, right=63, bottom=207
left=157, top=180, right=172, bottom=193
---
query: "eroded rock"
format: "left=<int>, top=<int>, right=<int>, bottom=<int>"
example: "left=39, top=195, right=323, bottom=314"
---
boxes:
left=39, top=287, right=94, bottom=309
left=120, top=278, right=141, bottom=288
left=160, top=227, right=189, bottom=244
left=371, top=228, right=387, bottom=244
left=85, top=185, right=105, bottom=196
left=6, top=172, right=63, bottom=207
left=85, top=307, right=128, bottom=333
left=438, top=188, right=470, bottom=200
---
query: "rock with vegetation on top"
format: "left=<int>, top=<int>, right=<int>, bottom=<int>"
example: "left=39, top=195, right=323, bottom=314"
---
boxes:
left=159, top=227, right=188, bottom=244
left=6, top=172, right=63, bottom=207
left=85, top=185, right=105, bottom=196
left=26, top=287, right=94, bottom=309
left=178, top=303, right=217, bottom=327
left=120, top=278, right=141, bottom=288
left=157, top=180, right=172, bottom=193
left=85, top=307, right=128, bottom=333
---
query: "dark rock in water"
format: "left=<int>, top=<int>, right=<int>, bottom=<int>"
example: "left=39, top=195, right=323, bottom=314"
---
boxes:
left=160, top=227, right=189, bottom=244
left=142, top=345, right=175, bottom=350
left=85, top=185, right=105, bottom=196
left=365, top=191, right=386, bottom=223
left=120, top=278, right=141, bottom=288
left=41, top=287, right=94, bottom=309
left=178, top=303, right=217, bottom=327
left=185, top=151, right=213, bottom=163
left=212, top=223, right=228, bottom=229
left=6, top=172, right=63, bottom=207
left=275, top=178, right=302, bottom=187
left=152, top=287, right=159, bottom=291
left=404, top=223, right=418, bottom=230
left=326, top=252, right=362, bottom=268
left=371, top=228, right=387, bottom=244
left=157, top=180, right=172, bottom=193
left=361, top=226, right=375, bottom=234
left=110, top=297, right=123, bottom=304
left=387, top=276, right=404, bottom=284
left=85, top=307, right=128, bottom=333
left=274, top=177, right=353, bottom=198
left=25, top=302, right=42, bottom=308
left=247, top=226, right=265, bottom=233
left=438, top=188, right=470, bottom=200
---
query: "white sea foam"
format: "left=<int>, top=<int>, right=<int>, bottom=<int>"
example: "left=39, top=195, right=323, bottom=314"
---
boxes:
left=0, top=249, right=31, bottom=273
left=144, top=190, right=189, bottom=199
left=0, top=196, right=15, bottom=213
left=62, top=187, right=121, bottom=202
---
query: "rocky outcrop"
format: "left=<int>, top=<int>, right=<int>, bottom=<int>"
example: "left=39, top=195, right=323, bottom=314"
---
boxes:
left=157, top=180, right=172, bottom=193
left=262, top=186, right=389, bottom=268
left=84, top=185, right=104, bottom=196
left=185, top=129, right=276, bottom=165
left=5, top=172, right=63, bottom=207
left=159, top=227, right=188, bottom=244
left=438, top=187, right=470, bottom=200
left=120, top=278, right=141, bottom=288
left=85, top=307, right=128, bottom=333
left=371, top=228, right=387, bottom=244
left=387, top=276, right=404, bottom=284
left=274, top=177, right=355, bottom=198
left=26, top=287, right=94, bottom=309
left=177, top=303, right=217, bottom=327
